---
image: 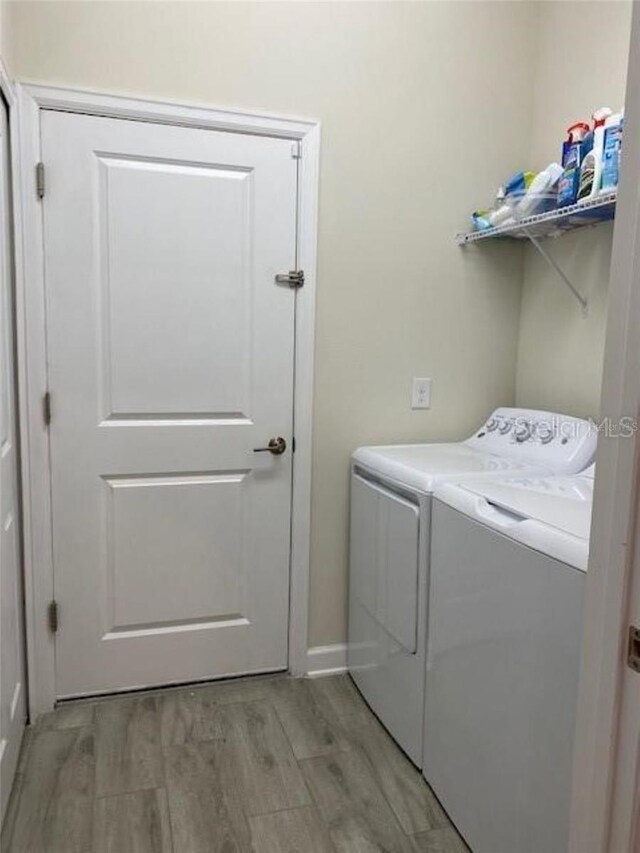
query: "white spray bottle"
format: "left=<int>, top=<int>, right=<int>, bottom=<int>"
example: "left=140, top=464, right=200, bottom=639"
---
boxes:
left=578, top=107, right=612, bottom=201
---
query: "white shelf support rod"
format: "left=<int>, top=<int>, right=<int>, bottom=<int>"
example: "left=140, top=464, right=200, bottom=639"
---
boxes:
left=522, top=225, right=589, bottom=315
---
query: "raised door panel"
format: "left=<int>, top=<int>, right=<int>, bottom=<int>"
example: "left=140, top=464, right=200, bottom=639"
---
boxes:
left=99, top=155, right=254, bottom=419
left=102, top=472, right=248, bottom=634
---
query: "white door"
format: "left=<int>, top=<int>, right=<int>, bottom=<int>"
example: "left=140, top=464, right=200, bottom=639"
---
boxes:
left=41, top=111, right=298, bottom=698
left=0, top=97, right=26, bottom=822
left=608, top=492, right=640, bottom=851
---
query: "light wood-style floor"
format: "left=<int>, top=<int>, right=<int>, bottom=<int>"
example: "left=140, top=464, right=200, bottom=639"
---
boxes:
left=1, top=673, right=468, bottom=852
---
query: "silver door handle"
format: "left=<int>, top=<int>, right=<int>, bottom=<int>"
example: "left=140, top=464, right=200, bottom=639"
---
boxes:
left=253, top=437, right=287, bottom=456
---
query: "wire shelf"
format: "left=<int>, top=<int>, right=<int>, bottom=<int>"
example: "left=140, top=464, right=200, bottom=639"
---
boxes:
left=456, top=191, right=617, bottom=245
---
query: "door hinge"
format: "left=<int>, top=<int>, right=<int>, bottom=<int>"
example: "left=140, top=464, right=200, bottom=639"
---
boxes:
left=43, top=391, right=51, bottom=426
left=291, top=141, right=301, bottom=160
left=627, top=625, right=640, bottom=672
left=48, top=600, right=59, bottom=633
left=292, top=436, right=296, bottom=453
left=275, top=270, right=304, bottom=289
left=36, top=162, right=45, bottom=200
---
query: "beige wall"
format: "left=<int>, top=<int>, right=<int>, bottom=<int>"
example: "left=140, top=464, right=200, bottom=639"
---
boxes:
left=0, top=0, right=14, bottom=73
left=6, top=1, right=538, bottom=648
left=5, top=1, right=632, bottom=648
left=515, top=1, right=632, bottom=420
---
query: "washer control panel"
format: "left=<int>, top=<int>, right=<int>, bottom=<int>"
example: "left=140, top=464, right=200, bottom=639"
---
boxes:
left=465, top=408, right=597, bottom=474
left=481, top=414, right=560, bottom=444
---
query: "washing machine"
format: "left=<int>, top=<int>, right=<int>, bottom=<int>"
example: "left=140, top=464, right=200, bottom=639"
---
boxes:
left=424, top=464, right=595, bottom=853
left=347, top=408, right=596, bottom=766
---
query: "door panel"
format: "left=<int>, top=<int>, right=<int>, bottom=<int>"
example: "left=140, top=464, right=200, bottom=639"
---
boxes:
left=350, top=473, right=420, bottom=653
left=41, top=111, right=297, bottom=697
left=350, top=474, right=380, bottom=618
left=0, top=98, right=26, bottom=824
left=104, top=472, right=247, bottom=631
left=100, top=154, right=253, bottom=417
left=382, top=490, right=420, bottom=653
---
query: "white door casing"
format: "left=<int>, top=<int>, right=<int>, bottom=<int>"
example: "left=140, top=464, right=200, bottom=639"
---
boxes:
left=41, top=109, right=299, bottom=697
left=0, top=93, right=26, bottom=822
left=569, top=5, right=640, bottom=849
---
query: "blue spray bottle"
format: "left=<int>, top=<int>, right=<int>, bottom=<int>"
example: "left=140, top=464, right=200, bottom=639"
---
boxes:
left=558, top=122, right=590, bottom=207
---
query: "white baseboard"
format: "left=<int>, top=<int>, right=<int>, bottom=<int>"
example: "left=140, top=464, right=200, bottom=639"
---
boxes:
left=305, top=643, right=348, bottom=678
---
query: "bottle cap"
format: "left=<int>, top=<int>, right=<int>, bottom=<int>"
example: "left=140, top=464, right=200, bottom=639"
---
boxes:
left=592, top=108, right=612, bottom=129
left=567, top=122, right=590, bottom=142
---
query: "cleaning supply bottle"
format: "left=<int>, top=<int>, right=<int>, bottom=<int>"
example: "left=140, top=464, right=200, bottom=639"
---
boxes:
left=558, top=122, right=590, bottom=207
left=578, top=107, right=612, bottom=201
left=600, top=110, right=624, bottom=193
left=517, top=163, right=563, bottom=217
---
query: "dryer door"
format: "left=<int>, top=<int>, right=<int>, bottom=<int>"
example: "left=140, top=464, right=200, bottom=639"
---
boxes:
left=350, top=472, right=420, bottom=653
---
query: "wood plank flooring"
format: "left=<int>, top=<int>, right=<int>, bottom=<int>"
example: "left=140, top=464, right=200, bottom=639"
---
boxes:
left=1, top=674, right=468, bottom=853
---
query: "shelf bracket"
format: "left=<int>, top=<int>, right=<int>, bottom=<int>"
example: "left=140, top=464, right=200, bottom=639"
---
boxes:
left=520, top=225, right=588, bottom=315
left=456, top=193, right=618, bottom=316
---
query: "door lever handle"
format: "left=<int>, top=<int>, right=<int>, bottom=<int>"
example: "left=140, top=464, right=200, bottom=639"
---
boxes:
left=253, top=437, right=287, bottom=456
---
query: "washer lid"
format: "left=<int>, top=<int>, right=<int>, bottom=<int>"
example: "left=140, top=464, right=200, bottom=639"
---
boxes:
left=459, top=474, right=594, bottom=540
left=352, top=443, right=546, bottom=494
left=434, top=473, right=594, bottom=571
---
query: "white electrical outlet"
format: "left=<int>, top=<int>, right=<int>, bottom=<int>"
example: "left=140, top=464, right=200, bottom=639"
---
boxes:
left=411, top=377, right=432, bottom=409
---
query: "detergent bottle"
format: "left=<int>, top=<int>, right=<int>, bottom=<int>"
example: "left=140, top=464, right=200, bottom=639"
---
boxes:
left=600, top=110, right=624, bottom=193
left=558, top=122, right=590, bottom=207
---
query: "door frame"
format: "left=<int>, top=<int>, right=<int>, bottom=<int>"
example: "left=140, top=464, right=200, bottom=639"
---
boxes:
left=568, top=5, right=640, bottom=850
left=0, top=57, right=27, bottom=824
left=15, top=83, right=320, bottom=717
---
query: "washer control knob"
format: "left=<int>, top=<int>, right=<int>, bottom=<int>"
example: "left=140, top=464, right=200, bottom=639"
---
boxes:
left=498, top=420, right=512, bottom=435
left=536, top=423, right=555, bottom=444
left=514, top=421, right=532, bottom=443
left=485, top=418, right=498, bottom=432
